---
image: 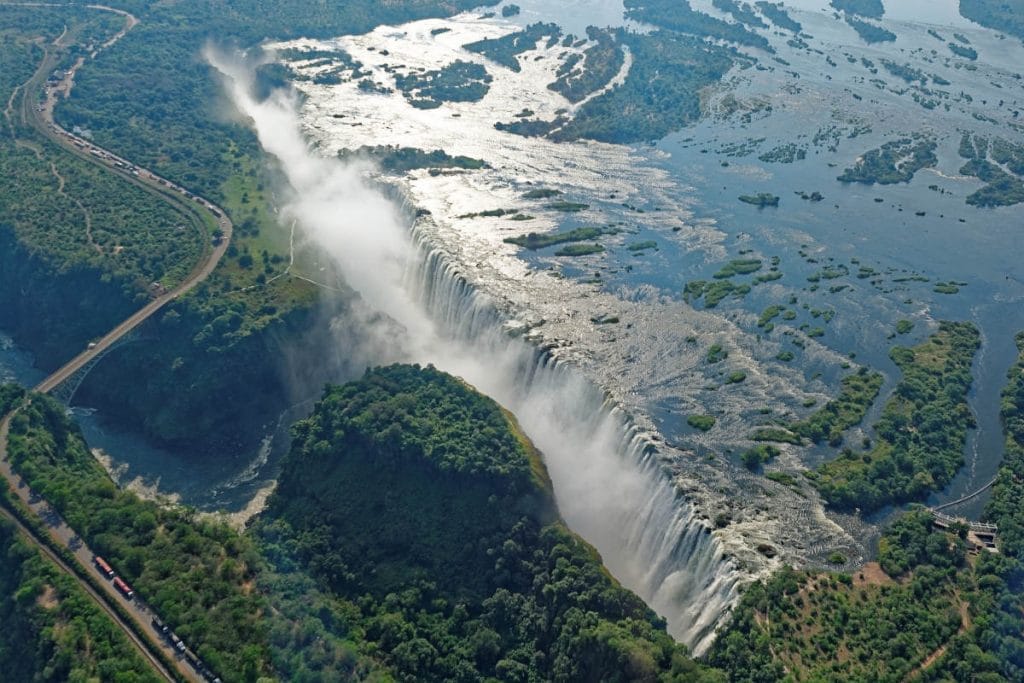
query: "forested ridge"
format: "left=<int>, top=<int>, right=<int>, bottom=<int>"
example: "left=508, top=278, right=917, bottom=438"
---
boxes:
left=4, top=342, right=1024, bottom=679
left=258, top=364, right=722, bottom=681
left=0, top=368, right=723, bottom=681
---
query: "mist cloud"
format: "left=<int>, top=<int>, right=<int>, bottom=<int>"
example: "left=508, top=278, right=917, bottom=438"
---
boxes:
left=206, top=47, right=739, bottom=652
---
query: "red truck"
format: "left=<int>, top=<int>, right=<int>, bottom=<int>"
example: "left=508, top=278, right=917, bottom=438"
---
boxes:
left=93, top=555, right=115, bottom=579
left=113, top=576, right=135, bottom=600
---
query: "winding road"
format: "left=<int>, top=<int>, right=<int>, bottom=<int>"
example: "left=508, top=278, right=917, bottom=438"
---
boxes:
left=0, top=4, right=235, bottom=681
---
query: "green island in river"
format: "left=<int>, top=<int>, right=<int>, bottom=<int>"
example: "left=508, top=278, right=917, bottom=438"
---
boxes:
left=1, top=0, right=1023, bottom=680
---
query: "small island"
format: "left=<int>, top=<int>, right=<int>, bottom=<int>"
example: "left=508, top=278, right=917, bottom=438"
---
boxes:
left=739, top=192, right=780, bottom=207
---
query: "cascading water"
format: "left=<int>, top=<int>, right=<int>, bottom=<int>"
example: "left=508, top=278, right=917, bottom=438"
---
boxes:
left=406, top=224, right=741, bottom=653
left=209, top=50, right=741, bottom=655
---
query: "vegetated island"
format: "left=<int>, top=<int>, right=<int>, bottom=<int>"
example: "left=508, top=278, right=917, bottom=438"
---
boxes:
left=711, top=0, right=768, bottom=28
left=337, top=145, right=488, bottom=172
left=806, top=321, right=980, bottom=512
left=838, top=137, right=937, bottom=184
left=948, top=42, right=978, bottom=60
left=492, top=21, right=740, bottom=144
left=684, top=257, right=784, bottom=308
left=844, top=16, right=896, bottom=43
left=688, top=414, right=717, bottom=431
left=755, top=1, right=802, bottom=33
left=548, top=27, right=624, bottom=103
left=790, top=367, right=884, bottom=446
left=959, top=0, right=1024, bottom=41
left=503, top=226, right=616, bottom=250
left=393, top=59, right=492, bottom=109
left=959, top=133, right=1024, bottom=207
left=738, top=192, right=780, bottom=207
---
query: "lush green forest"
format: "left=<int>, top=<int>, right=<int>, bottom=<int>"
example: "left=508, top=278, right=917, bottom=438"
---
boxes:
left=0, top=5, right=322, bottom=451
left=711, top=330, right=1024, bottom=681
left=807, top=322, right=980, bottom=512
left=0, top=517, right=160, bottom=682
left=6, top=394, right=278, bottom=678
left=4, top=389, right=389, bottom=680
left=929, top=331, right=1024, bottom=681
left=260, top=364, right=721, bottom=682
left=1, top=368, right=726, bottom=682
left=0, top=10, right=207, bottom=367
left=709, top=508, right=968, bottom=681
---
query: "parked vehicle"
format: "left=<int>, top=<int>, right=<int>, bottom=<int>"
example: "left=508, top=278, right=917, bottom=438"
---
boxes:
left=151, top=616, right=169, bottom=636
left=113, top=576, right=134, bottom=599
left=93, top=555, right=115, bottom=579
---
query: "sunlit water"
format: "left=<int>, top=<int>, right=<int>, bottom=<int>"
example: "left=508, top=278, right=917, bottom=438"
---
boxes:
left=5, top=0, right=1020, bottom=648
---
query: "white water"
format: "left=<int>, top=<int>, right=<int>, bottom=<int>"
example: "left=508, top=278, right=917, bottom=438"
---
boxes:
left=209, top=50, right=741, bottom=653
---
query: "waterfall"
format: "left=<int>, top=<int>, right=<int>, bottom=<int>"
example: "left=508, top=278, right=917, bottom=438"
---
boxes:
left=207, top=51, right=742, bottom=654
left=405, top=220, right=742, bottom=654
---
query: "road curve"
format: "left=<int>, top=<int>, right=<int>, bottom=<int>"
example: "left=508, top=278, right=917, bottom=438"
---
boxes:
left=0, top=5, right=234, bottom=681
left=20, top=3, right=233, bottom=396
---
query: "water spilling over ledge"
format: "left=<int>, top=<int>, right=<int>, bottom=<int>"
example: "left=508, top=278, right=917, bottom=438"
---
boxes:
left=209, top=46, right=756, bottom=653
left=408, top=217, right=742, bottom=651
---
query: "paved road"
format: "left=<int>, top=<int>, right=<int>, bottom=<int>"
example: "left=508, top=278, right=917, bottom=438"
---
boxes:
left=24, top=6, right=233, bottom=395
left=0, top=414, right=178, bottom=679
left=0, top=505, right=178, bottom=681
left=0, top=6, right=235, bottom=681
left=0, top=412, right=195, bottom=680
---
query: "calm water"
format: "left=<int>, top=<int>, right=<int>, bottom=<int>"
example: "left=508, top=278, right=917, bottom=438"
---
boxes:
left=0, top=331, right=294, bottom=511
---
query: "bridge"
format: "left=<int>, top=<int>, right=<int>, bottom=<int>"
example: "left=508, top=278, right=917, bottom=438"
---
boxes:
left=931, top=511, right=999, bottom=552
left=45, top=330, right=141, bottom=404
left=931, top=475, right=999, bottom=513
left=923, top=474, right=1001, bottom=551
left=0, top=5, right=235, bottom=680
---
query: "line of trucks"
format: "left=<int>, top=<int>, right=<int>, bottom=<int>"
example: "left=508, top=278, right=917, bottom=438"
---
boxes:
left=93, top=555, right=221, bottom=682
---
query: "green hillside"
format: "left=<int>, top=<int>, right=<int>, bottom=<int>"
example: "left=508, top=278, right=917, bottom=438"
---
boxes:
left=259, top=364, right=721, bottom=681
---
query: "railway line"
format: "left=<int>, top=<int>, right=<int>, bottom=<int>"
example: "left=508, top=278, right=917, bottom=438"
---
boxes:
left=0, top=4, right=236, bottom=680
